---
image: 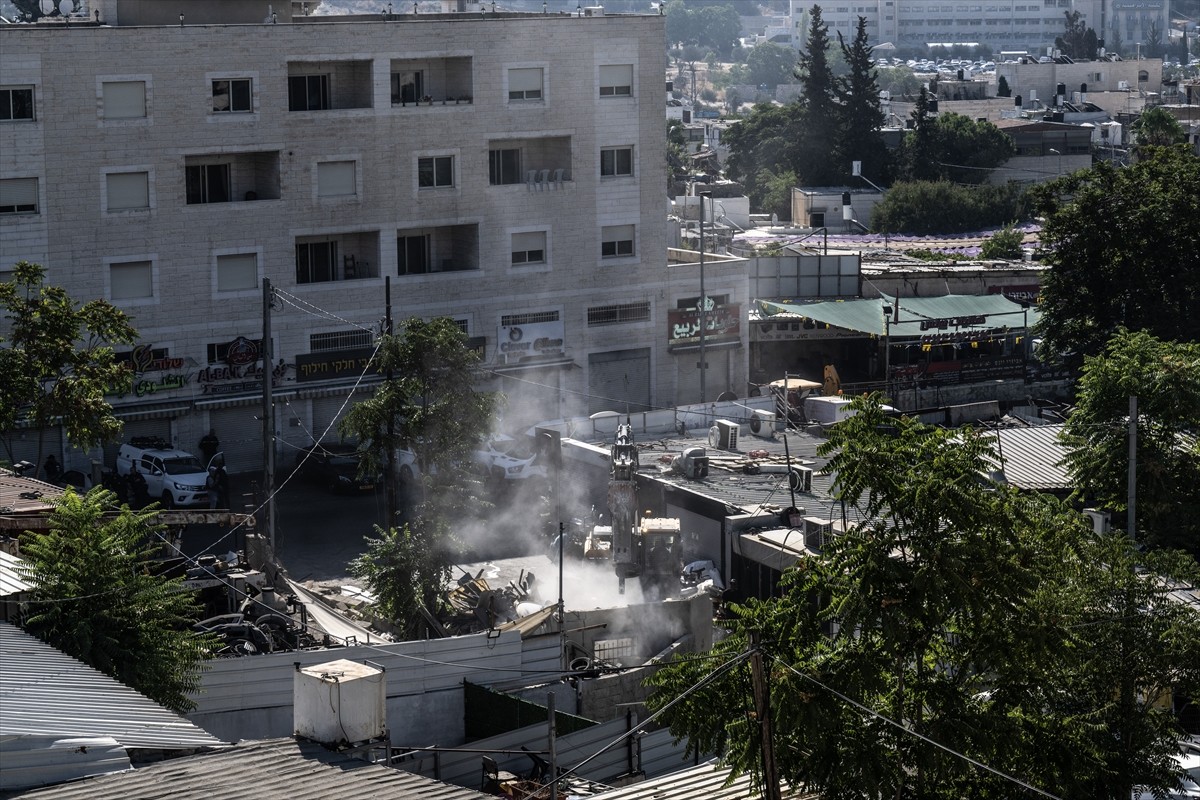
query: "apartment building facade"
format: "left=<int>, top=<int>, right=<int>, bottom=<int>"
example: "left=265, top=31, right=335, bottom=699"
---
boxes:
left=790, top=0, right=1105, bottom=53
left=1, top=8, right=744, bottom=473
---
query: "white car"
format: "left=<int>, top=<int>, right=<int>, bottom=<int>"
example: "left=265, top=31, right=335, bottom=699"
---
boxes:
left=115, top=438, right=216, bottom=508
left=1133, top=748, right=1200, bottom=799
left=472, top=435, right=547, bottom=483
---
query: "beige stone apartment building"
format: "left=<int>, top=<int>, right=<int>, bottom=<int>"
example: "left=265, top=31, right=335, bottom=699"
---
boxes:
left=1, top=4, right=747, bottom=473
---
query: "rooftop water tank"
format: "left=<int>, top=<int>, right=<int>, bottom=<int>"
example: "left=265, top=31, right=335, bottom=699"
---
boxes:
left=294, top=658, right=386, bottom=747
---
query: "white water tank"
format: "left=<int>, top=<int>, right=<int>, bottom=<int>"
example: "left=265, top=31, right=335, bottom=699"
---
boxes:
left=294, top=658, right=386, bottom=747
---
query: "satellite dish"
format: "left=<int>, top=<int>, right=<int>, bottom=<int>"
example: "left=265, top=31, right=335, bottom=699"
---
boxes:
left=58, top=0, right=72, bottom=14
left=39, top=0, right=55, bottom=14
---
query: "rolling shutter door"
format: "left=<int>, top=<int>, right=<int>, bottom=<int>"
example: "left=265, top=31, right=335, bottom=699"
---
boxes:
left=588, top=348, right=651, bottom=416
left=311, top=396, right=354, bottom=443
left=208, top=407, right=264, bottom=474
left=7, top=428, right=64, bottom=473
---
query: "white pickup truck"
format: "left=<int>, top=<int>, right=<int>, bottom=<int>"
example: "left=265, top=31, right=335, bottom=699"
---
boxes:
left=115, top=438, right=215, bottom=508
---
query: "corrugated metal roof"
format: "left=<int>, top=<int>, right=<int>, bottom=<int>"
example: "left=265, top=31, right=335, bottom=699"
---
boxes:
left=6, top=737, right=494, bottom=800
left=758, top=294, right=1035, bottom=338
left=0, top=622, right=227, bottom=750
left=990, top=424, right=1072, bottom=490
left=0, top=550, right=32, bottom=596
left=0, top=469, right=61, bottom=517
left=589, top=761, right=816, bottom=800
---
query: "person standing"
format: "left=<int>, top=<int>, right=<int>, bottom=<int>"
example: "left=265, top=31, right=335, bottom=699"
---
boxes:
left=199, top=428, right=220, bottom=464
left=43, top=455, right=61, bottom=482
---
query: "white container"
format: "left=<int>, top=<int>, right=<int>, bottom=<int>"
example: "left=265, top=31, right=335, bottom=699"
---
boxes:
left=294, top=659, right=386, bottom=746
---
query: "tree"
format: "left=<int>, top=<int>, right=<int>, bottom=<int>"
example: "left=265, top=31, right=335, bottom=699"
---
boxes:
left=793, top=5, right=841, bottom=186
left=745, top=42, right=795, bottom=91
left=835, top=17, right=889, bottom=185
left=338, top=317, right=495, bottom=635
left=350, top=523, right=451, bottom=640
left=877, top=65, right=923, bottom=99
left=696, top=4, right=742, bottom=58
left=0, top=261, right=138, bottom=478
left=1145, top=21, right=1164, bottom=59
left=871, top=180, right=1029, bottom=234
left=979, top=221, right=1024, bottom=259
left=1056, top=10, right=1099, bottom=60
left=1110, top=24, right=1124, bottom=58
left=18, top=488, right=215, bottom=714
left=1030, top=146, right=1200, bottom=363
left=897, top=111, right=1015, bottom=184
left=1131, top=106, right=1188, bottom=156
left=1060, top=330, right=1200, bottom=555
left=667, top=118, right=689, bottom=187
left=897, top=86, right=939, bottom=181
left=721, top=102, right=805, bottom=209
left=647, top=395, right=1200, bottom=799
left=997, top=74, right=1011, bottom=97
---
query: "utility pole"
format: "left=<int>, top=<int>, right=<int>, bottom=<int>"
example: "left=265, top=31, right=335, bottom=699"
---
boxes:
left=261, top=278, right=275, bottom=550
left=698, top=191, right=710, bottom=404
left=748, top=632, right=782, bottom=800
left=384, top=277, right=398, bottom=523
left=547, top=691, right=559, bottom=800
left=1127, top=394, right=1137, bottom=538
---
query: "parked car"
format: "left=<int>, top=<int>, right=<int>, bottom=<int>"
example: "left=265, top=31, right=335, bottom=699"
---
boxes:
left=471, top=434, right=547, bottom=485
left=115, top=438, right=215, bottom=508
left=294, top=443, right=377, bottom=494
left=1132, top=745, right=1200, bottom=798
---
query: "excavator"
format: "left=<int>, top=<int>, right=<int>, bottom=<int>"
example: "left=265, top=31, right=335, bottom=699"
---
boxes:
left=605, top=422, right=682, bottom=598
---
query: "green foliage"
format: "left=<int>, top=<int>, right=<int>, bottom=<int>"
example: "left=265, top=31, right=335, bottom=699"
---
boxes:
left=745, top=42, right=795, bottom=90
left=1131, top=107, right=1188, bottom=154
left=835, top=17, right=889, bottom=185
left=996, top=74, right=1011, bottom=98
left=1145, top=21, right=1164, bottom=59
left=647, top=396, right=1200, bottom=799
left=877, top=66, right=923, bottom=99
left=979, top=222, right=1025, bottom=260
left=1061, top=330, right=1200, bottom=554
left=18, top=488, right=215, bottom=713
left=664, top=1, right=742, bottom=58
left=722, top=102, right=805, bottom=208
left=756, top=168, right=798, bottom=221
left=872, top=180, right=1029, bottom=234
left=667, top=119, right=689, bottom=185
left=350, top=524, right=451, bottom=639
left=896, top=111, right=1016, bottom=184
left=0, top=261, right=138, bottom=478
left=1030, top=146, right=1200, bottom=362
left=1056, top=10, right=1100, bottom=60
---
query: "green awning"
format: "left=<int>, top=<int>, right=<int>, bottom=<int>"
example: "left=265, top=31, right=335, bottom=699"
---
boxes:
left=758, top=294, right=1037, bottom=338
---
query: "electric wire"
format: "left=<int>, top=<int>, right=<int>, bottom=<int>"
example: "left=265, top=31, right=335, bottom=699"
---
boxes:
left=769, top=653, right=1064, bottom=799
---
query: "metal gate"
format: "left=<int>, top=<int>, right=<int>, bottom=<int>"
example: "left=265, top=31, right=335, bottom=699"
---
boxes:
left=587, top=348, right=651, bottom=416
left=675, top=347, right=732, bottom=405
left=208, top=406, right=264, bottom=474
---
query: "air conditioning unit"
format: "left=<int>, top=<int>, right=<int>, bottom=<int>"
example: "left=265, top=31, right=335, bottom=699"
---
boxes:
left=788, top=465, right=813, bottom=493
left=673, top=446, right=709, bottom=480
left=749, top=410, right=776, bottom=438
left=1083, top=508, right=1111, bottom=534
left=804, top=516, right=832, bottom=551
left=708, top=419, right=738, bottom=451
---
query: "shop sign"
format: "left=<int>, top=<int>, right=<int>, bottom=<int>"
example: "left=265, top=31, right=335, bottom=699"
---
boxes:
left=296, top=347, right=378, bottom=383
left=987, top=284, right=1041, bottom=304
left=919, top=314, right=987, bottom=331
left=109, top=343, right=193, bottom=398
left=668, top=303, right=740, bottom=350
left=497, top=320, right=565, bottom=364
left=889, top=356, right=1024, bottom=385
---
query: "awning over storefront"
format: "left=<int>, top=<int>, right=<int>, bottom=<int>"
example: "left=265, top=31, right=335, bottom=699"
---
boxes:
left=759, top=294, right=1038, bottom=338
left=112, top=403, right=192, bottom=422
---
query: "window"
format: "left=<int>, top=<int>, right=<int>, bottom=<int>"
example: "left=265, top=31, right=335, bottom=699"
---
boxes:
left=311, top=329, right=373, bottom=352
left=186, top=164, right=231, bottom=204
left=102, top=81, right=146, bottom=119
left=1, top=87, right=34, bottom=121
left=600, top=146, right=634, bottom=177
left=317, top=161, right=357, bottom=197
left=601, top=225, right=635, bottom=258
left=418, top=156, right=453, bottom=188
left=296, top=241, right=339, bottom=284
left=588, top=301, right=650, bottom=326
left=489, top=148, right=522, bottom=185
left=212, top=79, right=252, bottom=113
left=508, top=67, right=543, bottom=101
left=511, top=231, right=546, bottom=265
left=599, top=64, right=633, bottom=97
left=110, top=261, right=152, bottom=300
left=398, top=234, right=430, bottom=275
left=0, top=178, right=38, bottom=214
left=501, top=310, right=559, bottom=326
left=391, top=70, right=424, bottom=104
left=216, top=253, right=258, bottom=292
left=106, top=171, right=150, bottom=211
left=288, top=74, right=330, bottom=111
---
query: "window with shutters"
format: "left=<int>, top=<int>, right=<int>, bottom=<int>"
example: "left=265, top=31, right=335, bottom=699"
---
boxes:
left=216, top=253, right=258, bottom=292
left=105, top=171, right=151, bottom=212
left=599, top=64, right=633, bottom=97
left=601, top=224, right=635, bottom=259
left=317, top=160, right=357, bottom=198
left=507, top=67, right=544, bottom=102
left=101, top=80, right=147, bottom=120
left=511, top=231, right=547, bottom=266
left=0, top=86, right=35, bottom=121
left=110, top=261, right=153, bottom=301
left=0, top=178, right=38, bottom=215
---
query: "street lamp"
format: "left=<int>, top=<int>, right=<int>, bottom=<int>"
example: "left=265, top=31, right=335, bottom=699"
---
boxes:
left=1048, top=147, right=1062, bottom=176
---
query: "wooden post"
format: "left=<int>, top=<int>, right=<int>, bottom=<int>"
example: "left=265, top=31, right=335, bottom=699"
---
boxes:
left=749, top=632, right=782, bottom=800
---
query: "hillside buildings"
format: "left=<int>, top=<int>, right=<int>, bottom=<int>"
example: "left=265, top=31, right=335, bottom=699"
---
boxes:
left=1, top=4, right=748, bottom=473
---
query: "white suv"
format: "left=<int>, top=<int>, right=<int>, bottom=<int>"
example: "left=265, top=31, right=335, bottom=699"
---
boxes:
left=115, top=438, right=214, bottom=508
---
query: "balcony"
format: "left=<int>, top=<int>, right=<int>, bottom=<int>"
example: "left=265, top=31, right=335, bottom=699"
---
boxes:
left=487, top=136, right=572, bottom=191
left=184, top=152, right=281, bottom=204
left=391, top=57, right=473, bottom=107
left=295, top=231, right=379, bottom=285
left=288, top=60, right=373, bottom=111
left=396, top=223, right=478, bottom=276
